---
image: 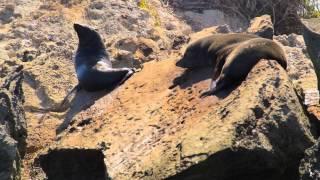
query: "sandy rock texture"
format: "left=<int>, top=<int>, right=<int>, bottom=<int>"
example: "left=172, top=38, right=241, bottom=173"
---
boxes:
left=0, top=1, right=319, bottom=180
left=0, top=1, right=190, bottom=178
left=43, top=59, right=314, bottom=180
left=247, top=15, right=274, bottom=39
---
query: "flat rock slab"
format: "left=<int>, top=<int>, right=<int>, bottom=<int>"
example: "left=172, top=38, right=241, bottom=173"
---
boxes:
left=48, top=57, right=316, bottom=180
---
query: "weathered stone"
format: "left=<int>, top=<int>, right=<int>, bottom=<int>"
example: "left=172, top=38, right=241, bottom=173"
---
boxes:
left=0, top=126, right=20, bottom=180
left=0, top=64, right=26, bottom=180
left=56, top=58, right=314, bottom=180
left=282, top=46, right=318, bottom=105
left=300, top=19, right=320, bottom=91
left=247, top=15, right=274, bottom=39
left=274, top=34, right=306, bottom=49
left=299, top=139, right=320, bottom=180
left=0, top=4, right=16, bottom=24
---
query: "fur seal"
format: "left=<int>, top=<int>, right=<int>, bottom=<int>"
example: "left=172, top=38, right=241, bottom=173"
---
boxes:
left=176, top=33, right=260, bottom=68
left=34, top=24, right=135, bottom=113
left=201, top=38, right=287, bottom=97
left=74, top=23, right=134, bottom=91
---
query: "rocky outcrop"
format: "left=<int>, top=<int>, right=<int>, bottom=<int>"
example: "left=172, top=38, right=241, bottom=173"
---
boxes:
left=36, top=58, right=313, bottom=180
left=247, top=15, right=274, bottom=39
left=0, top=63, right=27, bottom=180
left=300, top=19, right=320, bottom=91
left=1, top=1, right=318, bottom=179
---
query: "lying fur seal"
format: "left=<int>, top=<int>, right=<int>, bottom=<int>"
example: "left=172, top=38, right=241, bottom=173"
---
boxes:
left=176, top=33, right=259, bottom=68
left=201, top=38, right=287, bottom=97
left=35, top=24, right=135, bottom=113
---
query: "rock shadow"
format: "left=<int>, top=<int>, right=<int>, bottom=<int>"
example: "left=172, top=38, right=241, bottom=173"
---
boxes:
left=167, top=148, right=291, bottom=180
left=56, top=87, right=115, bottom=134
left=170, top=67, right=213, bottom=90
left=170, top=67, right=239, bottom=99
left=34, top=148, right=109, bottom=180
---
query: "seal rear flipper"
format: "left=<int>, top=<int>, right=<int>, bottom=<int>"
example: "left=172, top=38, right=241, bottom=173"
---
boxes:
left=200, top=76, right=232, bottom=98
left=117, top=68, right=135, bottom=85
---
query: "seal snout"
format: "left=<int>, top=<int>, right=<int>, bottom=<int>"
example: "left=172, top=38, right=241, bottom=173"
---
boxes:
left=175, top=59, right=184, bottom=67
left=73, top=23, right=89, bottom=35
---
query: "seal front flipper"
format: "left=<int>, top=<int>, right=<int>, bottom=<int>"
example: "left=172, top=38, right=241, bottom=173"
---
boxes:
left=116, top=68, right=135, bottom=85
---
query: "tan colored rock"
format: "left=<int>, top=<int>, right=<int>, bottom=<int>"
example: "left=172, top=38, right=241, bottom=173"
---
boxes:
left=247, top=15, right=274, bottom=39
left=42, top=58, right=315, bottom=179
left=282, top=46, right=318, bottom=105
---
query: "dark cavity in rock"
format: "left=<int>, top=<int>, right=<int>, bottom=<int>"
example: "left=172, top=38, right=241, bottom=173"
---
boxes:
left=36, top=148, right=108, bottom=180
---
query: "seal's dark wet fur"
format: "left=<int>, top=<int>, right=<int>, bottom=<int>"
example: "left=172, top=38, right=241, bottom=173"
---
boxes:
left=201, top=38, right=287, bottom=97
left=176, top=33, right=260, bottom=69
left=74, top=24, right=134, bottom=91
left=35, top=24, right=134, bottom=113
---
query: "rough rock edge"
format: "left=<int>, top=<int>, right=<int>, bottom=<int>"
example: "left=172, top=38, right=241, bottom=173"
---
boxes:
left=299, top=139, right=320, bottom=180
left=0, top=64, right=27, bottom=180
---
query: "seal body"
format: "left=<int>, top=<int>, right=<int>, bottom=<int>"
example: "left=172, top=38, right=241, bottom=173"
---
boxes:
left=202, top=38, right=287, bottom=96
left=176, top=33, right=259, bottom=68
left=74, top=24, right=134, bottom=91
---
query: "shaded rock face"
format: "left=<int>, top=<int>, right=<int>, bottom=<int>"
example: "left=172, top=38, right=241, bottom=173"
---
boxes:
left=34, top=148, right=107, bottom=180
left=300, top=139, right=320, bottom=180
left=0, top=4, right=20, bottom=24
left=247, top=15, right=274, bottom=39
left=54, top=58, right=314, bottom=179
left=0, top=63, right=27, bottom=180
left=0, top=126, right=20, bottom=180
left=300, top=20, right=320, bottom=90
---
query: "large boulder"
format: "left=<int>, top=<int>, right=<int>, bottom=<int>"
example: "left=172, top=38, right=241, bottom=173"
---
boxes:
left=0, top=63, right=27, bottom=180
left=33, top=57, right=315, bottom=179
left=300, top=19, right=320, bottom=91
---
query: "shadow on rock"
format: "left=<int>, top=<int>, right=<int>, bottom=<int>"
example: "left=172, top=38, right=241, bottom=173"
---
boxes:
left=56, top=88, right=113, bottom=134
left=170, top=68, right=213, bottom=89
left=167, top=148, right=289, bottom=180
left=170, top=67, right=240, bottom=99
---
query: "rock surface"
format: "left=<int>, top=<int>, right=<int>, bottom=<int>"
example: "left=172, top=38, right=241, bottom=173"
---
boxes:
left=0, top=1, right=319, bottom=179
left=247, top=15, right=274, bottom=39
left=47, top=59, right=314, bottom=180
left=0, top=63, right=26, bottom=180
left=300, top=138, right=320, bottom=180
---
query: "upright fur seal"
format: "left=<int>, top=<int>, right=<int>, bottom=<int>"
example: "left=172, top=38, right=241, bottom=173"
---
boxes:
left=74, top=23, right=134, bottom=91
left=35, top=24, right=135, bottom=112
left=201, top=38, right=287, bottom=97
left=176, top=33, right=260, bottom=68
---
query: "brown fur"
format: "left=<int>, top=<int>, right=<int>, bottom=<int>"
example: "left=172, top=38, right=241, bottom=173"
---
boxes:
left=176, top=33, right=260, bottom=69
left=201, top=38, right=287, bottom=97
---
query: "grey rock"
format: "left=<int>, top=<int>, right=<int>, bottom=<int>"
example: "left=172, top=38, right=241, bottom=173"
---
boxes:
left=0, top=125, right=20, bottom=180
left=300, top=139, right=320, bottom=180
left=0, top=64, right=27, bottom=180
